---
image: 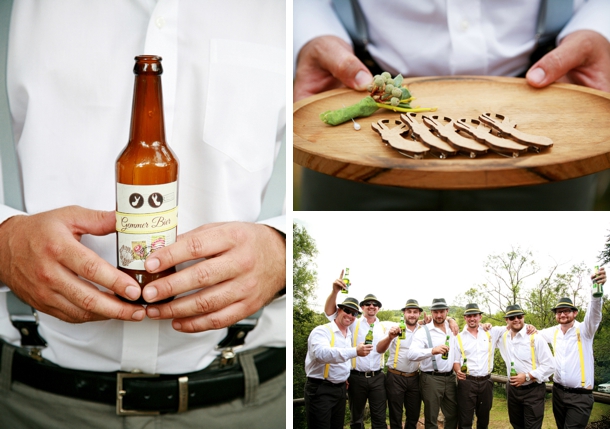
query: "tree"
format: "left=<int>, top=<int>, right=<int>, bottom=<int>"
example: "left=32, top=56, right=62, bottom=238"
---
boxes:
left=293, top=222, right=318, bottom=315
left=475, top=247, right=542, bottom=318
left=293, top=223, right=319, bottom=429
left=598, top=230, right=610, bottom=266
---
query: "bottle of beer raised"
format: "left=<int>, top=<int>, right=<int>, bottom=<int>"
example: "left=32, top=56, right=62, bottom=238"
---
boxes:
left=399, top=317, right=406, bottom=340
left=341, top=267, right=350, bottom=294
left=365, top=324, right=374, bottom=345
left=441, top=335, right=450, bottom=360
left=116, top=55, right=178, bottom=304
left=593, top=265, right=604, bottom=298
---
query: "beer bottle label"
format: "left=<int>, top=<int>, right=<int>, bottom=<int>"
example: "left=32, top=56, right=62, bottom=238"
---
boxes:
left=116, top=181, right=178, bottom=270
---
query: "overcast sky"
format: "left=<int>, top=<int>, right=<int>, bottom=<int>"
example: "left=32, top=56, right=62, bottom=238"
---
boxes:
left=293, top=212, right=609, bottom=313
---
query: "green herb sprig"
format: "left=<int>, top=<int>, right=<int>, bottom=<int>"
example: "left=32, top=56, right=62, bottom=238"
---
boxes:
left=319, top=71, right=436, bottom=126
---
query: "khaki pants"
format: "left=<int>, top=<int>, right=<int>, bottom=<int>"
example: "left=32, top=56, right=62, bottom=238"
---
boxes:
left=0, top=352, right=286, bottom=429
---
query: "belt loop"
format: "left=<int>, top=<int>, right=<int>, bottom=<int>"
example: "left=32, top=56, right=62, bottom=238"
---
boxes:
left=177, top=376, right=189, bottom=413
left=239, top=351, right=259, bottom=406
left=0, top=342, right=16, bottom=391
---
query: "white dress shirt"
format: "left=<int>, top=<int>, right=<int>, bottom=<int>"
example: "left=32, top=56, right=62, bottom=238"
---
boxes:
left=326, top=311, right=388, bottom=371
left=539, top=295, right=603, bottom=389
left=408, top=321, right=459, bottom=373
left=456, top=326, right=496, bottom=376
left=294, top=0, right=610, bottom=78
left=0, top=0, right=285, bottom=374
left=385, top=323, right=421, bottom=374
left=305, top=320, right=358, bottom=384
left=493, top=326, right=554, bottom=384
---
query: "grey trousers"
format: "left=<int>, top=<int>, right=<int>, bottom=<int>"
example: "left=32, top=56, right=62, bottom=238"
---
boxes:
left=0, top=346, right=286, bottom=429
left=420, top=372, right=458, bottom=429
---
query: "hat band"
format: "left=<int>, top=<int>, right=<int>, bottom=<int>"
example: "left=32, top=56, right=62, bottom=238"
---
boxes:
left=505, top=309, right=524, bottom=316
left=465, top=308, right=481, bottom=313
left=555, top=301, right=575, bottom=308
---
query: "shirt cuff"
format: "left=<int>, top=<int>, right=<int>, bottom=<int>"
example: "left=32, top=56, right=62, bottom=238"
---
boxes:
left=257, top=214, right=286, bottom=235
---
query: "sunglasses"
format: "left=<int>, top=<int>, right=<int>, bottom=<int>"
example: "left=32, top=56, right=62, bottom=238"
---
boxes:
left=555, top=309, right=573, bottom=315
left=342, top=308, right=359, bottom=317
left=507, top=315, right=524, bottom=321
left=363, top=302, right=379, bottom=307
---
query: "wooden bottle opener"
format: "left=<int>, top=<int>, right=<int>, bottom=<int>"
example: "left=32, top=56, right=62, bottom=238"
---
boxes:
left=454, top=119, right=529, bottom=157
left=421, top=115, right=488, bottom=158
left=371, top=119, right=430, bottom=159
left=478, top=113, right=553, bottom=151
left=399, top=113, right=457, bottom=158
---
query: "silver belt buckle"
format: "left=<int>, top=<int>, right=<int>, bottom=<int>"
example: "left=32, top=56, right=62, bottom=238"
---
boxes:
left=116, top=372, right=161, bottom=416
left=365, top=371, right=373, bottom=378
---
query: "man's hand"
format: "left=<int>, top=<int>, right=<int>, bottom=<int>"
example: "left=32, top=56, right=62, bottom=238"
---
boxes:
left=418, top=311, right=432, bottom=325
left=143, top=222, right=285, bottom=333
left=388, top=325, right=400, bottom=339
left=526, top=30, right=610, bottom=92
left=593, top=267, right=606, bottom=285
left=333, top=270, right=347, bottom=294
left=294, top=35, right=373, bottom=102
left=431, top=345, right=449, bottom=356
left=0, top=206, right=146, bottom=323
left=526, top=324, right=538, bottom=335
left=454, top=363, right=467, bottom=381
left=480, top=323, right=493, bottom=331
left=357, top=342, right=373, bottom=357
left=509, top=373, right=528, bottom=387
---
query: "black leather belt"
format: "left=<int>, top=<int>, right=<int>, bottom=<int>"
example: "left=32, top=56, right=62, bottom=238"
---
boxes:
left=1, top=341, right=285, bottom=414
left=307, top=377, right=345, bottom=387
left=350, top=369, right=382, bottom=378
left=466, top=374, right=491, bottom=381
left=554, top=383, right=593, bottom=394
left=422, top=371, right=453, bottom=377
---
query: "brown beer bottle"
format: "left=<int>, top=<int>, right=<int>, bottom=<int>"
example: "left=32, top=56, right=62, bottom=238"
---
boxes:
left=115, top=55, right=178, bottom=304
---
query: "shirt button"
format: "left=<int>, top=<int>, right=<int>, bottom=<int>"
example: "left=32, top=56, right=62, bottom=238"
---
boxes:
left=156, top=15, right=165, bottom=29
left=461, top=20, right=469, bottom=31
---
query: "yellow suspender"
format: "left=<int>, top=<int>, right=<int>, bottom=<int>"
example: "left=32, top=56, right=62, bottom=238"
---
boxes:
left=553, top=327, right=585, bottom=387
left=458, top=331, right=491, bottom=374
left=380, top=324, right=387, bottom=368
left=457, top=334, right=468, bottom=374
left=486, top=331, right=492, bottom=373
left=323, top=324, right=335, bottom=379
left=393, top=337, right=400, bottom=369
left=351, top=318, right=360, bottom=369
left=530, top=334, right=536, bottom=371
left=503, top=331, right=536, bottom=371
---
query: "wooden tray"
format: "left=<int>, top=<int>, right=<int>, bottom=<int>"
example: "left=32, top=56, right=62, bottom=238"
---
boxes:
left=293, top=76, right=610, bottom=190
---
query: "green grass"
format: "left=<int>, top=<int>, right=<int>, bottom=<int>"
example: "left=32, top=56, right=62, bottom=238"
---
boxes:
left=355, top=394, right=610, bottom=428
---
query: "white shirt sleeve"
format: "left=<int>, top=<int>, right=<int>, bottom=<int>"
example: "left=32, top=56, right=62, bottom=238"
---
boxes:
left=559, top=0, right=610, bottom=43
left=406, top=328, right=433, bottom=362
left=530, top=334, right=555, bottom=382
left=293, top=0, right=351, bottom=74
left=581, top=293, right=603, bottom=339
left=309, top=325, right=358, bottom=364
